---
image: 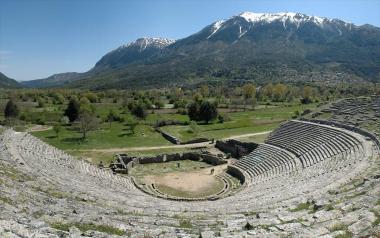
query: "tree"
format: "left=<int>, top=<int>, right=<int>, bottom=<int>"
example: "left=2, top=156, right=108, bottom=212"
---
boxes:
left=4, top=99, right=19, bottom=125
left=64, top=97, right=80, bottom=122
left=127, top=101, right=135, bottom=111
left=273, top=83, right=288, bottom=102
left=172, top=87, right=183, bottom=101
left=79, top=97, right=94, bottom=113
left=173, top=99, right=187, bottom=109
left=83, top=92, right=99, bottom=103
left=107, top=110, right=115, bottom=128
left=193, top=93, right=203, bottom=102
left=286, top=86, right=298, bottom=102
left=154, top=100, right=164, bottom=109
left=131, top=103, right=147, bottom=119
left=301, top=86, right=314, bottom=104
left=199, top=101, right=218, bottom=124
left=52, top=93, right=65, bottom=104
left=263, top=83, right=274, bottom=99
left=242, top=83, right=256, bottom=111
left=187, top=101, right=200, bottom=121
left=75, top=111, right=99, bottom=140
left=53, top=124, right=61, bottom=138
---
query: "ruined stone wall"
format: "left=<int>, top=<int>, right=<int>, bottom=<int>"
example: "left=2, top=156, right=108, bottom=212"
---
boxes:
left=216, top=139, right=258, bottom=158
left=118, top=154, right=135, bottom=165
left=136, top=152, right=226, bottom=166
left=201, top=154, right=227, bottom=165
left=138, top=153, right=184, bottom=164
left=182, top=152, right=200, bottom=161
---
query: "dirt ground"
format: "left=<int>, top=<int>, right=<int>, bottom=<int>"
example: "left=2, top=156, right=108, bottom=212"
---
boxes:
left=143, top=164, right=227, bottom=192
left=26, top=125, right=52, bottom=132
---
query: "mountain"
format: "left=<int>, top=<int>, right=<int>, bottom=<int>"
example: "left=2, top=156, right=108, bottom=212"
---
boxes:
left=21, top=72, right=82, bottom=88
left=24, top=12, right=380, bottom=89
left=93, top=37, right=175, bottom=71
left=0, top=72, right=21, bottom=88
left=23, top=37, right=175, bottom=88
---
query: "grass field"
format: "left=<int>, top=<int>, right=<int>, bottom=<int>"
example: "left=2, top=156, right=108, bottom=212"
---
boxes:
left=161, top=103, right=317, bottom=141
left=32, top=122, right=171, bottom=150
left=26, top=102, right=318, bottom=164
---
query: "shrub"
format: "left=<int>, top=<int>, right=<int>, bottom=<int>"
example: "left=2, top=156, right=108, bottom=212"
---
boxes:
left=37, top=97, right=45, bottom=108
left=176, top=108, right=187, bottom=115
left=154, top=120, right=185, bottom=128
left=179, top=219, right=192, bottom=229
left=64, top=98, right=80, bottom=122
left=60, top=116, right=70, bottom=125
left=301, top=97, right=313, bottom=104
left=218, top=114, right=225, bottom=123
left=301, top=109, right=312, bottom=116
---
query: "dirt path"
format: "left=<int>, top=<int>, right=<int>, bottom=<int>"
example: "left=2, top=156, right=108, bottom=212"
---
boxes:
left=68, top=141, right=212, bottom=153
left=67, top=131, right=272, bottom=153
left=224, top=131, right=271, bottom=140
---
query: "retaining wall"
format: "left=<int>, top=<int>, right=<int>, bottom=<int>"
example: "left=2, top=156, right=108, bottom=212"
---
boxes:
left=226, top=165, right=245, bottom=183
left=136, top=152, right=227, bottom=166
left=303, top=119, right=380, bottom=149
left=156, top=128, right=181, bottom=145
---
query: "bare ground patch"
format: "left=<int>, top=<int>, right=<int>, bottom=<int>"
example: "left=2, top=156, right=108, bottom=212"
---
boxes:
left=141, top=164, right=227, bottom=198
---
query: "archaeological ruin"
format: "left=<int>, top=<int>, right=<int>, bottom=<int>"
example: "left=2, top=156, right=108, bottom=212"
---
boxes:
left=0, top=97, right=379, bottom=237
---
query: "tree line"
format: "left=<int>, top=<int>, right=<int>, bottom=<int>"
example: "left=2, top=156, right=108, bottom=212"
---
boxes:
left=2, top=81, right=379, bottom=141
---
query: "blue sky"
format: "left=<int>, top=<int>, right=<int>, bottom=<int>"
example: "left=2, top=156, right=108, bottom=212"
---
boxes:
left=0, top=0, right=379, bottom=81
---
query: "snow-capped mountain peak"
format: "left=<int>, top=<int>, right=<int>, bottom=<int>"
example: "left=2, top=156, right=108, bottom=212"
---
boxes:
left=94, top=37, right=176, bottom=69
left=207, top=20, right=226, bottom=39
left=202, top=11, right=355, bottom=40
left=122, top=37, right=175, bottom=52
left=237, top=11, right=327, bottom=27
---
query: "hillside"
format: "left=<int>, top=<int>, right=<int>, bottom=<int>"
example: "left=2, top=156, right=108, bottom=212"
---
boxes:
left=24, top=12, right=380, bottom=89
left=93, top=37, right=175, bottom=71
left=20, top=72, right=82, bottom=88
left=0, top=72, right=21, bottom=88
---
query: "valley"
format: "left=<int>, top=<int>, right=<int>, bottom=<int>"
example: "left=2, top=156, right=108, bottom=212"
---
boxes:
left=0, top=4, right=379, bottom=237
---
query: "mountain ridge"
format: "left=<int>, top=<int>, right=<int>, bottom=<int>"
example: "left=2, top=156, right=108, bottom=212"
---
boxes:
left=0, top=72, right=21, bottom=88
left=22, top=11, right=380, bottom=89
left=21, top=72, right=82, bottom=88
left=92, top=37, right=175, bottom=71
